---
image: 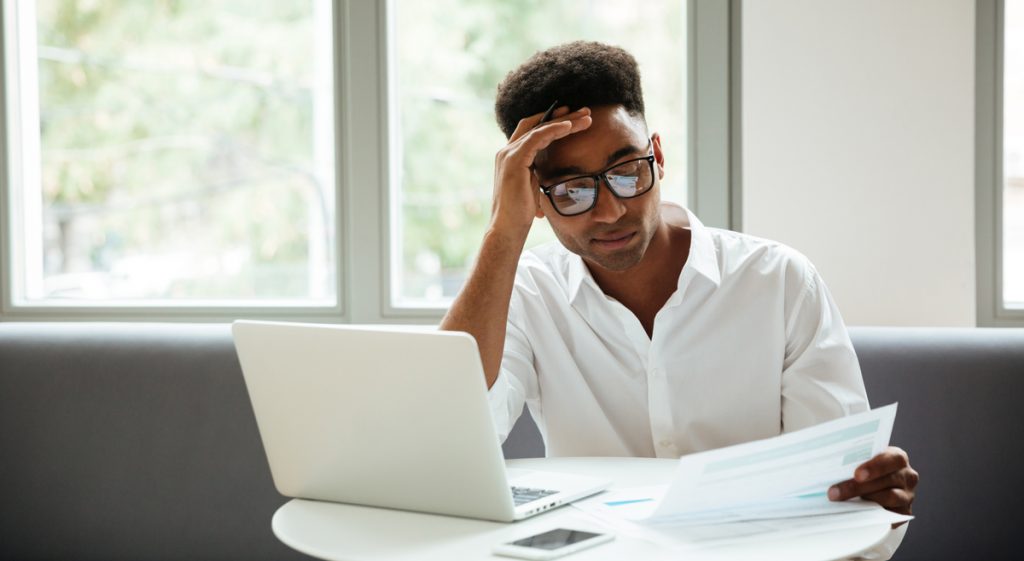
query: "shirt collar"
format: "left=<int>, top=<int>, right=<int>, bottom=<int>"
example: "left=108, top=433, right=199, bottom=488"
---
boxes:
left=683, top=208, right=722, bottom=288
left=565, top=206, right=721, bottom=303
left=565, top=248, right=590, bottom=303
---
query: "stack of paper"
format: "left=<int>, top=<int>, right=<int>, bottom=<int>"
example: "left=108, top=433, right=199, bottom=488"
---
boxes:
left=573, top=404, right=912, bottom=551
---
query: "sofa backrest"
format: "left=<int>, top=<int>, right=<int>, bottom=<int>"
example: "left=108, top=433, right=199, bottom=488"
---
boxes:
left=849, top=327, right=1024, bottom=561
left=0, top=323, right=310, bottom=561
left=1, top=324, right=1022, bottom=561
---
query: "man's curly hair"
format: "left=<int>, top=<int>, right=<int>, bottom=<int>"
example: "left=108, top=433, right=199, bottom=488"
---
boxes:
left=494, top=41, right=645, bottom=139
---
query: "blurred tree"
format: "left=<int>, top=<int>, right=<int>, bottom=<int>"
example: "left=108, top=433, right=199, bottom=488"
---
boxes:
left=35, top=0, right=327, bottom=298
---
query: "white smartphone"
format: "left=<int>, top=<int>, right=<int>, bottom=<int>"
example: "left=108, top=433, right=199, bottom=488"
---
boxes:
left=492, top=528, right=614, bottom=560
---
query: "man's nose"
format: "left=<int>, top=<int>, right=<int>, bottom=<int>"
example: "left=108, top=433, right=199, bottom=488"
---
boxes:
left=589, top=179, right=628, bottom=223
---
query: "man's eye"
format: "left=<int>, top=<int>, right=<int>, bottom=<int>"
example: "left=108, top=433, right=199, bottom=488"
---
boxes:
left=552, top=178, right=590, bottom=196
left=565, top=187, right=595, bottom=203
left=607, top=175, right=639, bottom=190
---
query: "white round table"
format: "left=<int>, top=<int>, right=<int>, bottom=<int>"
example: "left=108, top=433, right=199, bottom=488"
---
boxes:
left=272, top=457, right=890, bottom=561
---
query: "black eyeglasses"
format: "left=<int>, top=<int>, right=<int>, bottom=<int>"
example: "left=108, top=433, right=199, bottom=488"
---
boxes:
left=538, top=148, right=656, bottom=217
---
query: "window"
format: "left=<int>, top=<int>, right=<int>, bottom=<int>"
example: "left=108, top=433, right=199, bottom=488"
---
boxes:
left=978, top=0, right=1024, bottom=325
left=1, top=1, right=727, bottom=322
left=1004, top=0, right=1024, bottom=309
left=2, top=0, right=338, bottom=312
left=389, top=0, right=688, bottom=307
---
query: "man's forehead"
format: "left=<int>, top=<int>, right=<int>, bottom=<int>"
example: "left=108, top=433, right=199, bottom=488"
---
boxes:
left=535, top=106, right=648, bottom=173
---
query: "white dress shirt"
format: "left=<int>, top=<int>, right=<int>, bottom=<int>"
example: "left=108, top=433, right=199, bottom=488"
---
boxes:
left=488, top=208, right=905, bottom=558
left=489, top=208, right=870, bottom=455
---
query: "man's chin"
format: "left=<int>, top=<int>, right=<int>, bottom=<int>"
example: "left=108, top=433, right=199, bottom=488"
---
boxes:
left=583, top=247, right=645, bottom=272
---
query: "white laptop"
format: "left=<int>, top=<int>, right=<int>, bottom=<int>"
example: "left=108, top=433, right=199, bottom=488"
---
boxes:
left=232, top=320, right=610, bottom=522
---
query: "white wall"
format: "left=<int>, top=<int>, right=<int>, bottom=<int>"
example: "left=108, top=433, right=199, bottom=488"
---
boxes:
left=741, top=0, right=976, bottom=326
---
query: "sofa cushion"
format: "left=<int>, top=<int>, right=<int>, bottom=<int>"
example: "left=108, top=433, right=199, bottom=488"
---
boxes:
left=0, top=323, right=313, bottom=561
left=2, top=323, right=1023, bottom=561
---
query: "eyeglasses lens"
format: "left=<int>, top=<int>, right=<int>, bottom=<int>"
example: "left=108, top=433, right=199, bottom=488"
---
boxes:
left=550, top=158, right=652, bottom=216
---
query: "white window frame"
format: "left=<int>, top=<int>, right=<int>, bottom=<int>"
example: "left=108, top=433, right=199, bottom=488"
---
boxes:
left=0, top=0, right=736, bottom=323
left=977, top=0, right=1024, bottom=326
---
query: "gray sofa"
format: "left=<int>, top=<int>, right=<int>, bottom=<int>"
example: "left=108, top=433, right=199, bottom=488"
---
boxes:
left=1, top=324, right=1022, bottom=561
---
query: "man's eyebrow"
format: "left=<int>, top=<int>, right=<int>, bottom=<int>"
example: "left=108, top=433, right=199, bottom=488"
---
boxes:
left=604, top=144, right=645, bottom=166
left=546, top=164, right=586, bottom=178
left=545, top=144, right=647, bottom=179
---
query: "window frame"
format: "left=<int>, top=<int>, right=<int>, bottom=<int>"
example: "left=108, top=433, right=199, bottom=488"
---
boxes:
left=977, top=0, right=1024, bottom=326
left=0, top=0, right=736, bottom=323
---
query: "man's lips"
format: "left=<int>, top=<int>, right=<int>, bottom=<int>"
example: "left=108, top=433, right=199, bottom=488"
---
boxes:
left=591, top=231, right=636, bottom=249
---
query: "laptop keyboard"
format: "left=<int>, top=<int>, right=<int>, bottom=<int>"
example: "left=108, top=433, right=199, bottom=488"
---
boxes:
left=510, top=485, right=558, bottom=506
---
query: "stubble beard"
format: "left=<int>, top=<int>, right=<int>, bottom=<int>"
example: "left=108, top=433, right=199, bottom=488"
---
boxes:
left=554, top=218, right=655, bottom=273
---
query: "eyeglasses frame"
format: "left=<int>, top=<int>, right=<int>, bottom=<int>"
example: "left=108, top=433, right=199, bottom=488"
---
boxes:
left=537, top=148, right=657, bottom=217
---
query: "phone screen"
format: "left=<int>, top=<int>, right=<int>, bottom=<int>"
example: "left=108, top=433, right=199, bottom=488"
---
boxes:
left=509, top=529, right=603, bottom=550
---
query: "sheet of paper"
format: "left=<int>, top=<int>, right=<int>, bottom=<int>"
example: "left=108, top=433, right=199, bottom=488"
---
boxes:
left=571, top=404, right=907, bottom=551
left=573, top=486, right=667, bottom=521
left=574, top=494, right=911, bottom=552
left=573, top=487, right=912, bottom=553
left=650, top=403, right=898, bottom=520
left=582, top=486, right=886, bottom=525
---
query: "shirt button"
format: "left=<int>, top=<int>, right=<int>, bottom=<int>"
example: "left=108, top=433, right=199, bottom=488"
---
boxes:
left=659, top=439, right=673, bottom=448
left=651, top=368, right=663, bottom=378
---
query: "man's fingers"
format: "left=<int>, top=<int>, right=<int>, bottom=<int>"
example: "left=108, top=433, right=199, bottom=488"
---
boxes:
left=828, top=470, right=911, bottom=501
left=500, top=121, right=572, bottom=166
left=508, top=106, right=563, bottom=141
left=827, top=447, right=917, bottom=525
left=860, top=488, right=914, bottom=514
left=509, top=107, right=590, bottom=142
left=525, top=115, right=591, bottom=145
left=854, top=447, right=909, bottom=482
left=503, top=115, right=592, bottom=167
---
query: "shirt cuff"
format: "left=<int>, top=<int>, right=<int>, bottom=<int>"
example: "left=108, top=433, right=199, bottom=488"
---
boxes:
left=846, top=522, right=908, bottom=561
left=486, top=370, right=514, bottom=443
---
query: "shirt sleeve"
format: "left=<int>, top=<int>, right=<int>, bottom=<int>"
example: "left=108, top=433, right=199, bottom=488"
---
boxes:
left=845, top=523, right=908, bottom=561
left=486, top=296, right=539, bottom=444
left=781, top=257, right=908, bottom=561
left=781, top=257, right=870, bottom=432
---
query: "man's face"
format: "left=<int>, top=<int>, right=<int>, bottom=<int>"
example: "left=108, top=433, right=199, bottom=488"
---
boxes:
left=533, top=105, right=665, bottom=272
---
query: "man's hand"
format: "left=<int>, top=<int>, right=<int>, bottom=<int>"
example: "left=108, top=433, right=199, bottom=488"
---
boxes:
left=440, top=106, right=591, bottom=387
left=828, top=446, right=919, bottom=528
left=490, top=106, right=592, bottom=233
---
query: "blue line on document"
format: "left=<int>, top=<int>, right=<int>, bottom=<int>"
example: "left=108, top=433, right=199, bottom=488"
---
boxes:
left=605, top=498, right=655, bottom=507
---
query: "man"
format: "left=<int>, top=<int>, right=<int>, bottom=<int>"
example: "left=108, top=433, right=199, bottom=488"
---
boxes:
left=440, top=41, right=917, bottom=556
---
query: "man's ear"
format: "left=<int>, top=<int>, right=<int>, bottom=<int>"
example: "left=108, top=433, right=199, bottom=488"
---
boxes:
left=652, top=132, right=665, bottom=180
left=532, top=173, right=547, bottom=219
left=534, top=190, right=546, bottom=219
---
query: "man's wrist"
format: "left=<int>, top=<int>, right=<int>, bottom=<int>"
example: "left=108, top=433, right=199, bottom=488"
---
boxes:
left=484, top=220, right=531, bottom=250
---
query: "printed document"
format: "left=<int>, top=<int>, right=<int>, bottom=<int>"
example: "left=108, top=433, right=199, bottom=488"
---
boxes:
left=651, top=402, right=899, bottom=522
left=573, top=404, right=911, bottom=549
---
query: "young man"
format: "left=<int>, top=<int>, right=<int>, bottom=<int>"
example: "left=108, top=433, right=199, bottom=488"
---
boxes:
left=440, top=41, right=917, bottom=555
